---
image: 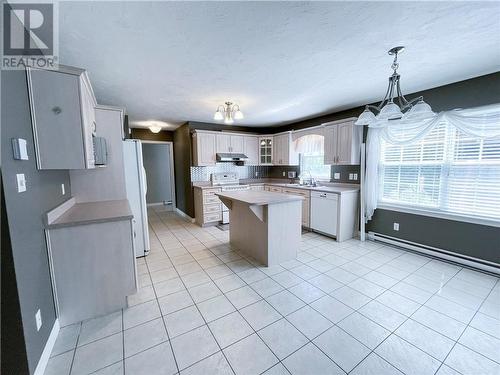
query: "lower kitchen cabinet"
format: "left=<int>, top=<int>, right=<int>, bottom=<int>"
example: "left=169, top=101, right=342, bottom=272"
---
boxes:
left=45, top=199, right=136, bottom=326
left=282, top=187, right=311, bottom=228
left=194, top=187, right=222, bottom=226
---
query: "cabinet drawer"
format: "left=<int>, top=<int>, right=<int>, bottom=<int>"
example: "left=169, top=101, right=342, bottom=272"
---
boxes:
left=269, top=186, right=283, bottom=193
left=203, top=188, right=221, bottom=196
left=204, top=195, right=220, bottom=204
left=203, top=203, right=221, bottom=213
left=204, top=213, right=221, bottom=223
left=250, top=185, right=265, bottom=191
left=282, top=188, right=309, bottom=197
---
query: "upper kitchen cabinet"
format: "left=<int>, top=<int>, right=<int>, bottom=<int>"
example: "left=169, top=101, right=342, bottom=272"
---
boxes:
left=216, top=133, right=244, bottom=153
left=323, top=118, right=362, bottom=165
left=26, top=65, right=97, bottom=170
left=244, top=135, right=259, bottom=165
left=193, top=131, right=216, bottom=166
left=259, top=136, right=273, bottom=165
left=273, top=132, right=298, bottom=166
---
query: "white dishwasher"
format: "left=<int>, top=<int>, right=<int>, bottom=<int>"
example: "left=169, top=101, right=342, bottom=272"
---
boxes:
left=310, top=191, right=338, bottom=237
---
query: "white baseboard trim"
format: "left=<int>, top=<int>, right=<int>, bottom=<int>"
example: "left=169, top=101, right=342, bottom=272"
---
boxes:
left=368, top=231, right=500, bottom=276
left=34, top=319, right=60, bottom=375
left=176, top=208, right=195, bottom=223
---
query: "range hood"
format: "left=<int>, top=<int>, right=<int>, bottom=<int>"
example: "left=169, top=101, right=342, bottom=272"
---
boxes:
left=216, top=153, right=248, bottom=162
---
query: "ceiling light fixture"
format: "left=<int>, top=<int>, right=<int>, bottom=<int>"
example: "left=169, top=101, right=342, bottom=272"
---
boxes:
left=355, top=46, right=434, bottom=127
left=214, top=101, right=244, bottom=124
left=149, top=125, right=162, bottom=133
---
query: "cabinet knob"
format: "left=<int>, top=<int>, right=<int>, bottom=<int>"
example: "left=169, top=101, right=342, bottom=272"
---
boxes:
left=52, top=106, right=62, bottom=115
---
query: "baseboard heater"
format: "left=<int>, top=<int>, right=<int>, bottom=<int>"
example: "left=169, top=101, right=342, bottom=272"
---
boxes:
left=368, top=231, right=500, bottom=276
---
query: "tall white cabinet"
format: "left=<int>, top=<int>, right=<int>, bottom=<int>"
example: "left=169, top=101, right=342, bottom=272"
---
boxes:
left=273, top=132, right=298, bottom=166
left=193, top=132, right=217, bottom=166
left=323, top=118, right=362, bottom=165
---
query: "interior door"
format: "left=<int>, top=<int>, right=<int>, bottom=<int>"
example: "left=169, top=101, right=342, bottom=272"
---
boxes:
left=141, top=143, right=174, bottom=208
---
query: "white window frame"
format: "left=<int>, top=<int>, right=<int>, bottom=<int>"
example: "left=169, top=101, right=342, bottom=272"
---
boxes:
left=377, top=123, right=500, bottom=228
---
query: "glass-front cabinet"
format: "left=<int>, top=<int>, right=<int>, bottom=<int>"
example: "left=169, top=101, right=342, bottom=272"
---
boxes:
left=259, top=136, right=273, bottom=165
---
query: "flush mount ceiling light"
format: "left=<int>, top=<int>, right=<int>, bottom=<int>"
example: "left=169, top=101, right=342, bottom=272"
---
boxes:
left=149, top=125, right=162, bottom=133
left=214, top=101, right=244, bottom=124
left=355, top=46, right=435, bottom=127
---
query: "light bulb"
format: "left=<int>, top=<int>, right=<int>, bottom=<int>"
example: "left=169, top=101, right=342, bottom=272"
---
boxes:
left=378, top=102, right=403, bottom=120
left=355, top=107, right=376, bottom=126
left=214, top=110, right=224, bottom=121
left=404, top=99, right=434, bottom=119
left=149, top=125, right=162, bottom=133
left=234, top=110, right=244, bottom=120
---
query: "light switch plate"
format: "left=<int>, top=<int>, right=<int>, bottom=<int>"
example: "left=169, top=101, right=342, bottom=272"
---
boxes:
left=61, top=183, right=66, bottom=195
left=12, top=138, right=29, bottom=160
left=353, top=173, right=358, bottom=180
left=334, top=173, right=340, bottom=180
left=349, top=173, right=354, bottom=180
left=16, top=174, right=26, bottom=192
left=393, top=222, right=400, bottom=231
left=35, top=309, right=42, bottom=331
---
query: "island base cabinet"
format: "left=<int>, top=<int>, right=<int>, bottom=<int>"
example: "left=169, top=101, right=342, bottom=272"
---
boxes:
left=46, top=219, right=136, bottom=326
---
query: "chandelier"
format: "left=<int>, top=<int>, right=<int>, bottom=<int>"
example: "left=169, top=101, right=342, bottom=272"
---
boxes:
left=214, top=101, right=244, bottom=124
left=355, top=46, right=434, bottom=127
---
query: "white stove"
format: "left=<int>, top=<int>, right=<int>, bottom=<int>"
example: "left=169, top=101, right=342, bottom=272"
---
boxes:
left=211, top=172, right=250, bottom=223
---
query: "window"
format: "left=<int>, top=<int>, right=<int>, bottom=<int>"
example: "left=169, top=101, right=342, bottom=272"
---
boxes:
left=295, top=134, right=330, bottom=180
left=379, top=123, right=500, bottom=221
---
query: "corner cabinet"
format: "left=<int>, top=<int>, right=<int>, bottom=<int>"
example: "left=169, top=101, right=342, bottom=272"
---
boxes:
left=323, top=118, right=362, bottom=165
left=27, top=65, right=97, bottom=170
left=193, top=132, right=216, bottom=166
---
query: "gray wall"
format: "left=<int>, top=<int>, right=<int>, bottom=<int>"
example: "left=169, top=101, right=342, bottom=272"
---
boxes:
left=2, top=70, right=72, bottom=373
left=142, top=143, right=173, bottom=204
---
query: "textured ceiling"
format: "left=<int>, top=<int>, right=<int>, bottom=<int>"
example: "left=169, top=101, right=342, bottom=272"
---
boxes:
left=59, top=1, right=500, bottom=129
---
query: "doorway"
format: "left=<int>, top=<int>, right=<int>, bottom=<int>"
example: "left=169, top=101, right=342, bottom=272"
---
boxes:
left=141, top=141, right=176, bottom=212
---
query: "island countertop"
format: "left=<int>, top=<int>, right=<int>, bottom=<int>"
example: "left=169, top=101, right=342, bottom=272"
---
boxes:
left=216, top=190, right=304, bottom=206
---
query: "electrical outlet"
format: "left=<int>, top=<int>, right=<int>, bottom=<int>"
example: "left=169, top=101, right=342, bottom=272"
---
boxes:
left=349, top=173, right=354, bottom=180
left=282, top=171, right=286, bottom=177
left=61, top=183, right=66, bottom=195
left=353, top=173, right=358, bottom=180
left=334, top=173, right=340, bottom=180
left=35, top=309, right=42, bottom=331
left=16, top=173, right=26, bottom=192
left=255, top=171, right=259, bottom=177
left=393, top=222, right=400, bottom=231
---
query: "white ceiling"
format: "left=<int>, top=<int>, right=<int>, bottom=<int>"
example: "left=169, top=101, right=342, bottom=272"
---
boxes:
left=59, top=1, right=500, bottom=130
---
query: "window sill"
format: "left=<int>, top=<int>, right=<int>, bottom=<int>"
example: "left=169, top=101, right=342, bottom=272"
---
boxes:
left=377, top=203, right=500, bottom=228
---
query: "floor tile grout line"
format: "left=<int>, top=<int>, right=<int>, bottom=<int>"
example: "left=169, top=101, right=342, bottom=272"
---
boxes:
left=141, top=211, right=499, bottom=375
left=153, top=210, right=239, bottom=375
left=434, top=277, right=500, bottom=374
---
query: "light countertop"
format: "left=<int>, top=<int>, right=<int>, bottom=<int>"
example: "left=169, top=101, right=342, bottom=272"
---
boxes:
left=46, top=199, right=133, bottom=229
left=193, top=179, right=359, bottom=194
left=216, top=190, right=304, bottom=206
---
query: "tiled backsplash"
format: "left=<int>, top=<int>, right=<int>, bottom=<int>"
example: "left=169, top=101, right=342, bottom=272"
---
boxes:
left=190, top=164, right=273, bottom=182
left=190, top=163, right=359, bottom=183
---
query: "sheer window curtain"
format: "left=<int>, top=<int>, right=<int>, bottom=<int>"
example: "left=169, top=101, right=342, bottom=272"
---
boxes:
left=364, top=103, right=500, bottom=222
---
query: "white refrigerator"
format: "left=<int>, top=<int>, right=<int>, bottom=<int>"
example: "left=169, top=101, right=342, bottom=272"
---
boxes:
left=123, top=140, right=150, bottom=257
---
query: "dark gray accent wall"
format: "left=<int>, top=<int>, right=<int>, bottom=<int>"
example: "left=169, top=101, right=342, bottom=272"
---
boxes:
left=142, top=143, right=173, bottom=204
left=173, top=124, right=193, bottom=216
left=1, top=70, right=72, bottom=373
left=330, top=165, right=361, bottom=184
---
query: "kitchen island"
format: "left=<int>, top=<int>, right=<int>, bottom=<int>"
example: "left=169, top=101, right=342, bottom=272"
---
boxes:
left=216, top=190, right=304, bottom=266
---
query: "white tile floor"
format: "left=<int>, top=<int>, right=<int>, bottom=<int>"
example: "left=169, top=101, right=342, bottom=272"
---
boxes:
left=45, top=209, right=500, bottom=375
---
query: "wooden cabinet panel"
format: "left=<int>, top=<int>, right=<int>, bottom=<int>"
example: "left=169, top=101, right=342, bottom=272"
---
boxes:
left=324, top=125, right=338, bottom=165
left=337, top=122, right=353, bottom=164
left=28, top=67, right=93, bottom=170
left=193, top=133, right=216, bottom=166
left=230, top=135, right=245, bottom=153
left=216, top=134, right=231, bottom=153
left=244, top=136, right=259, bottom=165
